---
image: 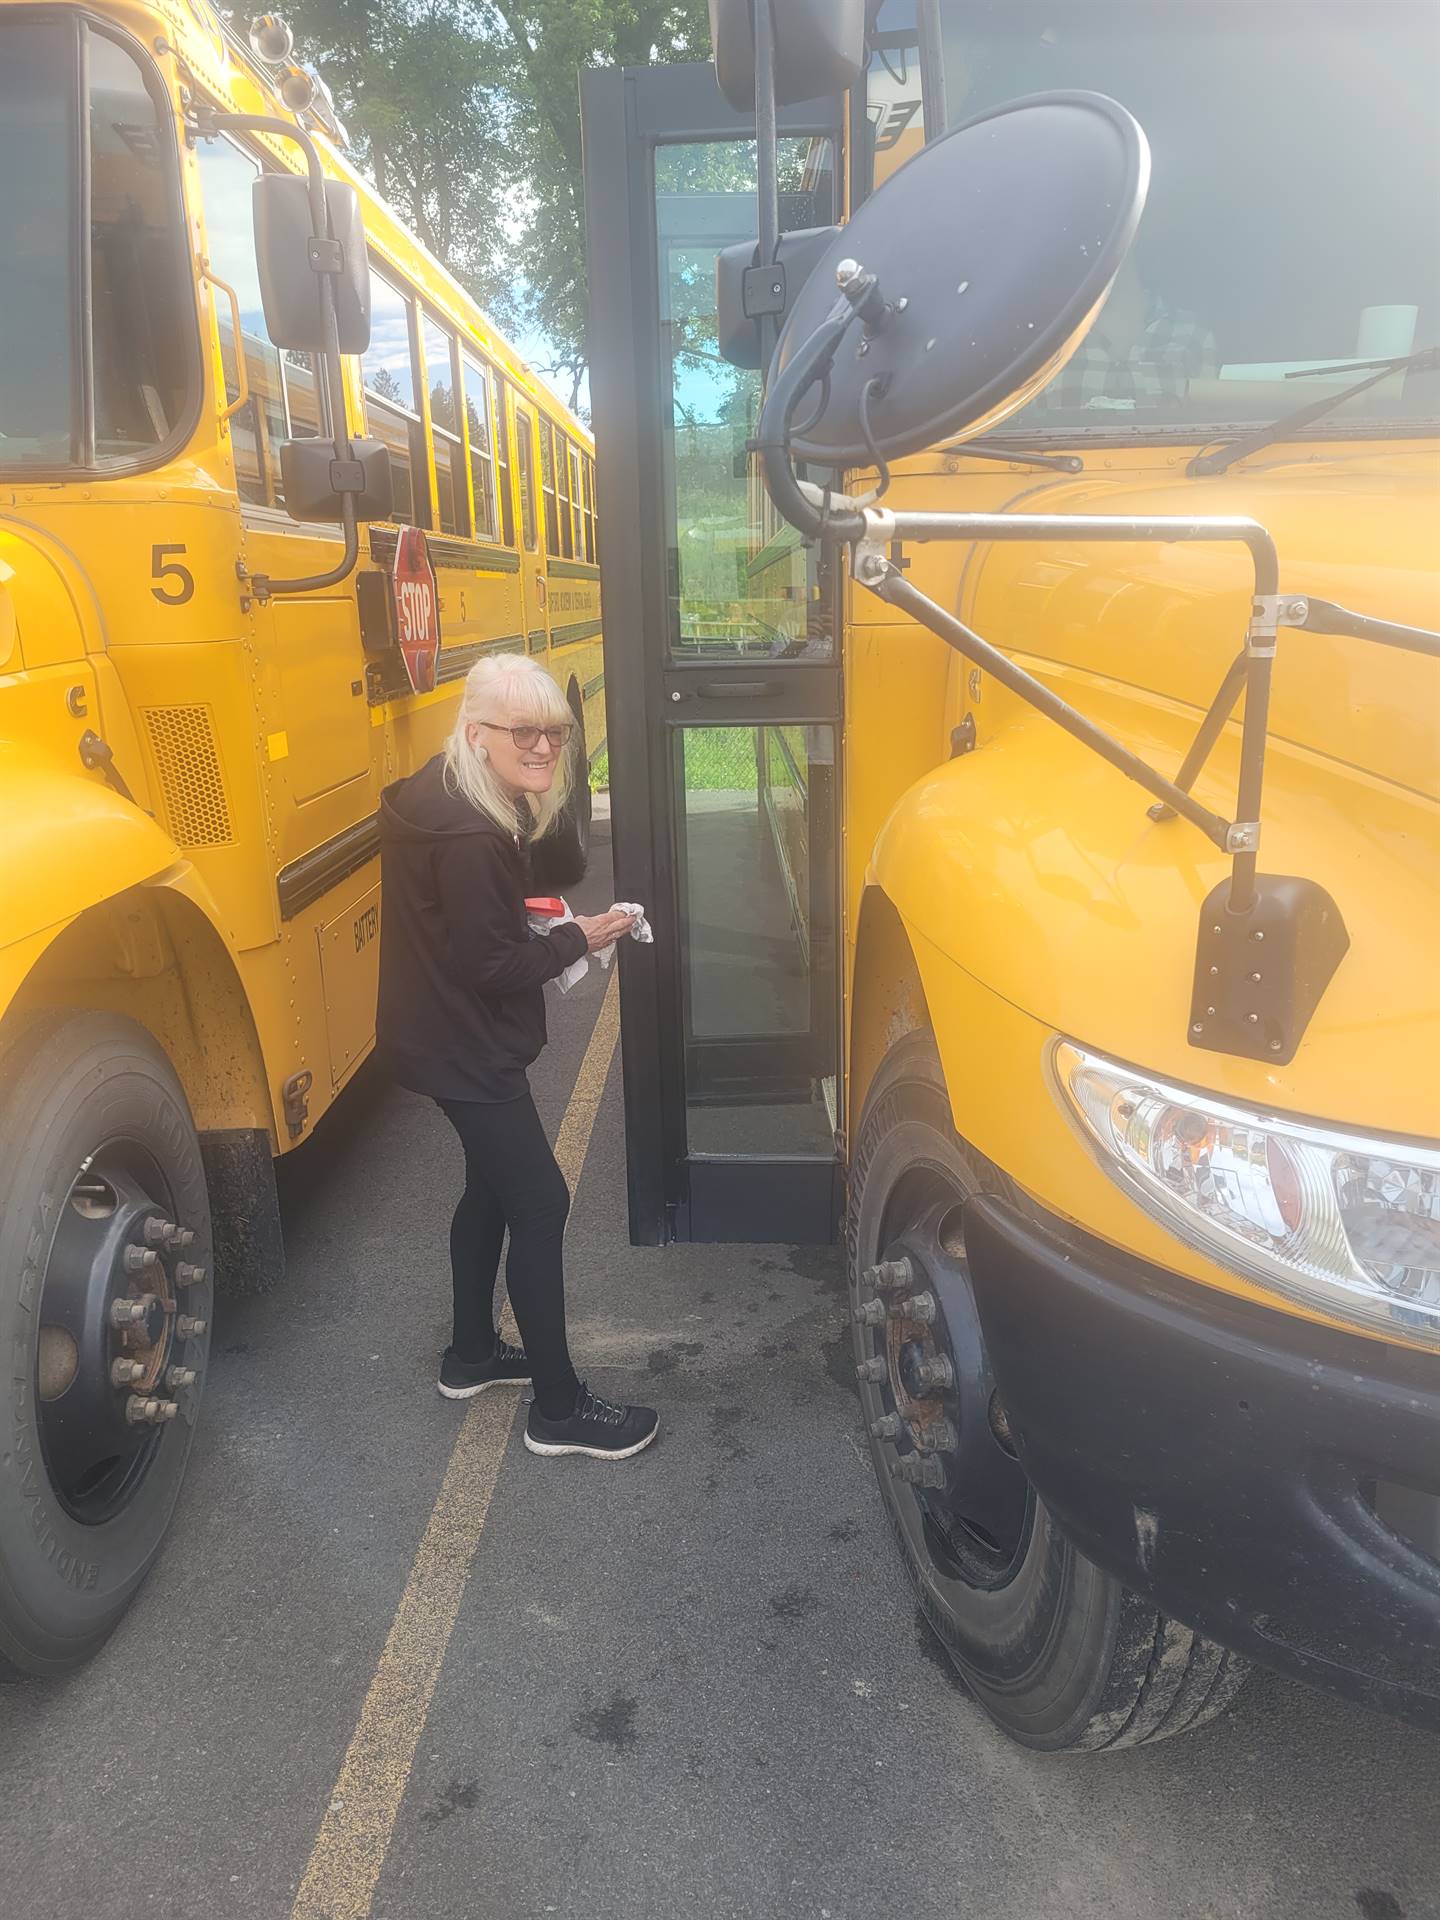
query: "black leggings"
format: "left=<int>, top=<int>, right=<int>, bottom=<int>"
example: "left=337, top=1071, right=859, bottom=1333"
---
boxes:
left=438, top=1092, right=580, bottom=1419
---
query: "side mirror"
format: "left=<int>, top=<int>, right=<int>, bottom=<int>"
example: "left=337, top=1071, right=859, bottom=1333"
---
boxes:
left=716, top=225, right=840, bottom=369
left=709, top=0, right=867, bottom=110
left=253, top=174, right=371, bottom=354
left=279, top=437, right=392, bottom=523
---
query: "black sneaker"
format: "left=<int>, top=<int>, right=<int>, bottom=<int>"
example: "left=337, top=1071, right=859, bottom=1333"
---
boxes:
left=437, top=1339, right=532, bottom=1400
left=524, top=1383, right=659, bottom=1461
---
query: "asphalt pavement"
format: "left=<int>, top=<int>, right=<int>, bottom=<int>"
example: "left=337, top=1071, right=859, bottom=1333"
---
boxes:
left=1, top=825, right=1436, bottom=1920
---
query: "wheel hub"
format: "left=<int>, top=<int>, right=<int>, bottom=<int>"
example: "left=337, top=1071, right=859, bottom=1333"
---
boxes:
left=35, top=1150, right=207, bottom=1524
left=856, top=1197, right=1032, bottom=1586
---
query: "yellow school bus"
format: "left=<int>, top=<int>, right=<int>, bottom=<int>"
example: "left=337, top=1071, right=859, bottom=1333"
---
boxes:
left=0, top=0, right=603, bottom=1674
left=584, top=0, right=1439, bottom=1750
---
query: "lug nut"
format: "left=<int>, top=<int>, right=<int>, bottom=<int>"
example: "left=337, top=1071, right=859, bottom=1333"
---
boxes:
left=126, top=1396, right=179, bottom=1425
left=862, top=1257, right=913, bottom=1295
left=912, top=1354, right=954, bottom=1391
left=855, top=1357, right=888, bottom=1384
left=111, top=1358, right=146, bottom=1387
left=890, top=1455, right=945, bottom=1489
left=176, top=1315, right=208, bottom=1339
left=165, top=1224, right=196, bottom=1251
left=165, top=1366, right=198, bottom=1391
left=110, top=1295, right=156, bottom=1329
left=175, top=1262, right=207, bottom=1289
left=853, top=1298, right=887, bottom=1327
left=123, top=1246, right=160, bottom=1275
left=869, top=1413, right=902, bottom=1441
left=893, top=1291, right=938, bottom=1325
left=918, top=1418, right=959, bottom=1454
left=143, top=1216, right=177, bottom=1248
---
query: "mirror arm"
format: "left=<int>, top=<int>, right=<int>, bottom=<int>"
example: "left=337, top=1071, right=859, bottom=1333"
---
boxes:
left=849, top=510, right=1282, bottom=911
left=755, top=299, right=866, bottom=542
left=196, top=111, right=360, bottom=600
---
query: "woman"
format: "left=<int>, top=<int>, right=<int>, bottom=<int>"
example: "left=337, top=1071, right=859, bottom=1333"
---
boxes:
left=376, top=655, right=658, bottom=1462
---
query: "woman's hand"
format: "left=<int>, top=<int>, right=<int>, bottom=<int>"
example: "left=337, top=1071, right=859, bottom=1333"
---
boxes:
left=573, top=909, right=638, bottom=954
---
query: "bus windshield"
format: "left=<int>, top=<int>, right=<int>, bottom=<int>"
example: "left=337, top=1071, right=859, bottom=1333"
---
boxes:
left=0, top=16, right=194, bottom=472
left=935, top=0, right=1440, bottom=438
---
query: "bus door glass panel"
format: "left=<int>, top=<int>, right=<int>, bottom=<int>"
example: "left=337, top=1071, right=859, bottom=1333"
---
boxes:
left=362, top=269, right=427, bottom=526
left=422, top=314, right=466, bottom=536
left=655, top=139, right=836, bottom=665
left=462, top=357, right=499, bottom=541
left=0, top=20, right=75, bottom=467
left=675, top=723, right=837, bottom=1154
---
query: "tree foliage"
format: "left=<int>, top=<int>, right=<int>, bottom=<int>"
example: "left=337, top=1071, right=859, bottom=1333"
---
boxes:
left=281, top=0, right=712, bottom=407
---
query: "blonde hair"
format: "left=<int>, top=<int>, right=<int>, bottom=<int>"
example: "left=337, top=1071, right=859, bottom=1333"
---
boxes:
left=443, top=654, right=576, bottom=840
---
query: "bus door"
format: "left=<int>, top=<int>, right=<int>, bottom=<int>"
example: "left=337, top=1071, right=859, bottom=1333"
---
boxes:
left=581, top=63, right=845, bottom=1245
left=510, top=395, right=550, bottom=657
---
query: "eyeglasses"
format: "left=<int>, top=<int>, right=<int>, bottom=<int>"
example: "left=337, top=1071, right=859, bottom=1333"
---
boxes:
left=480, top=722, right=574, bottom=751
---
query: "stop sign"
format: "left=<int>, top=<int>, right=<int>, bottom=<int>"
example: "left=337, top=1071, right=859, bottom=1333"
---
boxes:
left=391, top=526, right=440, bottom=693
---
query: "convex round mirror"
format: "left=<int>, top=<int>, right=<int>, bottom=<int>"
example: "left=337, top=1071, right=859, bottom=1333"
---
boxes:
left=773, top=91, right=1150, bottom=467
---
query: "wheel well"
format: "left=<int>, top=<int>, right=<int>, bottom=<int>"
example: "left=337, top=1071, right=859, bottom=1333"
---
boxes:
left=850, top=886, right=933, bottom=1121
left=6, top=888, right=275, bottom=1142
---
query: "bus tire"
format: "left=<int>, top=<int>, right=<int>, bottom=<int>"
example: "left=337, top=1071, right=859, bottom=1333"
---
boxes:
left=0, top=1010, right=213, bottom=1678
left=847, top=1029, right=1248, bottom=1750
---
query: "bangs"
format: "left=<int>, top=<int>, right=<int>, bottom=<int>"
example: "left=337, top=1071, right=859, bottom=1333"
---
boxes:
left=480, top=657, right=572, bottom=728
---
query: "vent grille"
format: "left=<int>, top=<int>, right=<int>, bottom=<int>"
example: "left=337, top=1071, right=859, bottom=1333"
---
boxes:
left=142, top=706, right=233, bottom=847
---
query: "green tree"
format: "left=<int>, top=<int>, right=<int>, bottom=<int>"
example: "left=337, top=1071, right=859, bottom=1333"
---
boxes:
left=281, top=1, right=713, bottom=407
left=482, top=2, right=712, bottom=404
left=279, top=0, right=522, bottom=321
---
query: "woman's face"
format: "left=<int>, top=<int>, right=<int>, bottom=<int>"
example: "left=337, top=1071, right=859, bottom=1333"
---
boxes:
left=469, top=713, right=563, bottom=797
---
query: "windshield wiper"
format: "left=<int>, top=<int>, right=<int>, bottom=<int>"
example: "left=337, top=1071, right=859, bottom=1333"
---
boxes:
left=1188, top=345, right=1438, bottom=478
left=950, top=441, right=1084, bottom=474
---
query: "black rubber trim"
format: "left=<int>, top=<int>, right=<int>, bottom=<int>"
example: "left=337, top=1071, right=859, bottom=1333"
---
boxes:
left=550, top=618, right=604, bottom=647
left=367, top=525, right=520, bottom=575
left=546, top=558, right=601, bottom=582
left=963, top=1194, right=1440, bottom=1730
left=277, top=814, right=379, bottom=920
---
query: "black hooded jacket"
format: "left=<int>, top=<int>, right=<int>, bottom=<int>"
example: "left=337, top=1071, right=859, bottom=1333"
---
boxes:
left=376, top=755, right=589, bottom=1102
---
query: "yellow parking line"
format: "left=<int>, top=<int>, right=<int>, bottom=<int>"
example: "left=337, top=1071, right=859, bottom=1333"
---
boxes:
left=291, top=968, right=622, bottom=1920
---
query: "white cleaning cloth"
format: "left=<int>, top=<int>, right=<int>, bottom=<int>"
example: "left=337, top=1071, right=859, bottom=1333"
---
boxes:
left=527, top=900, right=652, bottom=994
left=595, top=902, right=654, bottom=970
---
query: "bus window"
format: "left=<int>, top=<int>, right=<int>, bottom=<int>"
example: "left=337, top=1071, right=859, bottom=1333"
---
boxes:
left=88, top=33, right=193, bottom=460
left=555, top=432, right=574, bottom=558
left=582, top=455, right=596, bottom=562
left=461, top=358, right=498, bottom=541
left=0, top=20, right=76, bottom=466
left=197, top=135, right=319, bottom=509
left=1, top=19, right=193, bottom=472
left=568, top=443, right=585, bottom=558
left=422, top=314, right=465, bottom=536
left=539, top=419, right=560, bottom=553
left=515, top=407, right=538, bottom=551
left=494, top=374, right=516, bottom=546
left=362, top=269, right=428, bottom=526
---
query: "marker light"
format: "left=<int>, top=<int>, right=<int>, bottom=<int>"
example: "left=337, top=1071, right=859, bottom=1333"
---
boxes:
left=1053, top=1042, right=1440, bottom=1346
left=248, top=13, right=294, bottom=62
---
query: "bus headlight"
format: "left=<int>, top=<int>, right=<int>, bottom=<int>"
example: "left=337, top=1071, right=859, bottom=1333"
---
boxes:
left=1052, top=1042, right=1440, bottom=1347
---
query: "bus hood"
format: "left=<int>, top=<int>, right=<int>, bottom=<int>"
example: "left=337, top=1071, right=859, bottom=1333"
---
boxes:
left=875, top=455, right=1439, bottom=1137
left=960, top=456, right=1440, bottom=798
